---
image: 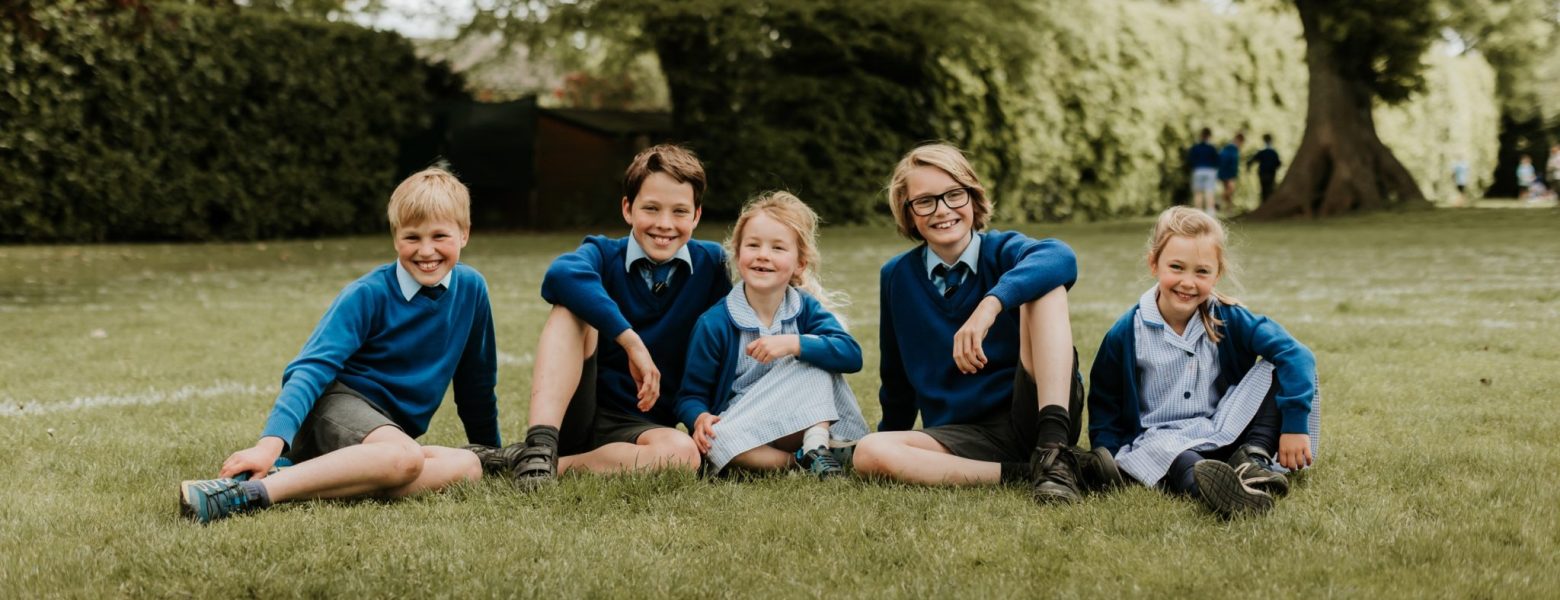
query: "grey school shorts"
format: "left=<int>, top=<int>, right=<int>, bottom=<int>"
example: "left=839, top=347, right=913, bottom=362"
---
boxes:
left=281, top=382, right=402, bottom=463
left=557, top=352, right=675, bottom=456
left=920, top=367, right=1042, bottom=464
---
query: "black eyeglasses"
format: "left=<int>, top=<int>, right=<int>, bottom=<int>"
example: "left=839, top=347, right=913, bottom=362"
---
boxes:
left=905, top=187, right=972, bottom=216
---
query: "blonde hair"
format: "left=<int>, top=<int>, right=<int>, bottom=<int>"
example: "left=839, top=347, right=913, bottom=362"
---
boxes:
left=725, top=191, right=849, bottom=321
left=388, top=168, right=471, bottom=233
left=886, top=143, right=993, bottom=241
left=1146, top=206, right=1241, bottom=343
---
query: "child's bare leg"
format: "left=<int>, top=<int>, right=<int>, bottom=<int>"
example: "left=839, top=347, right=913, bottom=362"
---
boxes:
left=727, top=445, right=796, bottom=471
left=383, top=445, right=483, bottom=498
left=558, top=428, right=700, bottom=474
left=259, top=426, right=432, bottom=502
left=1019, top=287, right=1072, bottom=415
left=529, top=305, right=597, bottom=428
left=852, top=431, right=999, bottom=485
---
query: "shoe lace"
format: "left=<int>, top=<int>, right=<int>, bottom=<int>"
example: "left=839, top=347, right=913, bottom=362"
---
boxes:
left=1035, top=446, right=1080, bottom=487
left=808, top=449, right=842, bottom=473
left=1230, top=463, right=1268, bottom=494
left=198, top=479, right=248, bottom=517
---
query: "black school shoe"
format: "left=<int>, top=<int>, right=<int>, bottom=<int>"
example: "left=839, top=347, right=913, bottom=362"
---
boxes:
left=1030, top=443, right=1084, bottom=504
left=1227, top=444, right=1290, bottom=497
left=1192, top=459, right=1274, bottom=517
left=463, top=443, right=525, bottom=477
left=1074, top=446, right=1125, bottom=494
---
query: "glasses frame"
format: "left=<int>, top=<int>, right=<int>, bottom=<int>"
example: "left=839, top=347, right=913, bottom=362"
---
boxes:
left=904, top=187, right=973, bottom=217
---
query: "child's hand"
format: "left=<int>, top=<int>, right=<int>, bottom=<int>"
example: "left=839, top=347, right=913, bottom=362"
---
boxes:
left=692, top=413, right=720, bottom=454
left=1278, top=433, right=1312, bottom=470
left=619, top=331, right=661, bottom=412
left=220, top=437, right=285, bottom=480
left=953, top=297, right=1003, bottom=374
left=746, top=335, right=800, bottom=364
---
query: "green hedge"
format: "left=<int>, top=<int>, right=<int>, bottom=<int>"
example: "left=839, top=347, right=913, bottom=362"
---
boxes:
left=0, top=2, right=431, bottom=242
left=648, top=0, right=1497, bottom=223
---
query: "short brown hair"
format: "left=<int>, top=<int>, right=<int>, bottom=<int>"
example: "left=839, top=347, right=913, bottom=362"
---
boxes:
left=886, top=143, right=993, bottom=241
left=388, top=168, right=471, bottom=232
left=623, top=144, right=707, bottom=207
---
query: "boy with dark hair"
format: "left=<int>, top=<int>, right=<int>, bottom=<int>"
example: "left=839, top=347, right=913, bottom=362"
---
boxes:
left=1247, top=133, right=1282, bottom=204
left=179, top=168, right=499, bottom=524
left=476, top=144, right=731, bottom=484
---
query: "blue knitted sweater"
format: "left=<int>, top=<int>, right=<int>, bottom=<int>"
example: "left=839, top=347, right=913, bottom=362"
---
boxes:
left=540, top=235, right=731, bottom=425
left=261, top=263, right=499, bottom=448
left=878, top=230, right=1078, bottom=430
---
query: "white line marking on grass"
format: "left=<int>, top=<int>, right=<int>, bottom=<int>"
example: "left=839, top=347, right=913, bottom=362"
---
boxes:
left=498, top=352, right=532, bottom=367
left=0, top=381, right=273, bottom=417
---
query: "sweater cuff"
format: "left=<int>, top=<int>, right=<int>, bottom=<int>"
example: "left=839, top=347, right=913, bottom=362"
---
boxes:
left=1280, top=407, right=1311, bottom=435
left=676, top=403, right=707, bottom=431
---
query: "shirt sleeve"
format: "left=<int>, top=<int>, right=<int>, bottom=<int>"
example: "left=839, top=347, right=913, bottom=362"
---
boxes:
left=452, top=279, right=501, bottom=447
left=260, top=283, right=376, bottom=449
left=540, top=238, right=634, bottom=341
left=986, top=234, right=1079, bottom=310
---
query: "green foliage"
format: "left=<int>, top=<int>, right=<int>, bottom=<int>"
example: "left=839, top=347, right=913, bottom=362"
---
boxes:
left=0, top=1, right=431, bottom=242
left=475, top=0, right=1497, bottom=223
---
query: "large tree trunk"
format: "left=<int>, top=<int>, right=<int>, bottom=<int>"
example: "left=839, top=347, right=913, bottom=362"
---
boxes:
left=1249, top=0, right=1430, bottom=219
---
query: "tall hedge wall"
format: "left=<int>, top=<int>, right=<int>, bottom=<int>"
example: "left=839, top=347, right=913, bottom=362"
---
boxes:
left=650, top=0, right=1497, bottom=223
left=0, top=2, right=431, bottom=242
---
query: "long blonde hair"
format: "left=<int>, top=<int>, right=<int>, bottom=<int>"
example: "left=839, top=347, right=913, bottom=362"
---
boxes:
left=725, top=191, right=849, bottom=322
left=1146, top=206, right=1241, bottom=342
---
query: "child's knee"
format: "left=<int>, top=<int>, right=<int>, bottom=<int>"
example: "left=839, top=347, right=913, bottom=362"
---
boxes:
left=852, top=434, right=895, bottom=476
left=380, top=442, right=426, bottom=486
left=651, top=434, right=701, bottom=471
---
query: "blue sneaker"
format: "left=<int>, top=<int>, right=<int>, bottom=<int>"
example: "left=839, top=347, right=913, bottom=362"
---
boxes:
left=827, top=439, right=857, bottom=473
left=179, top=477, right=258, bottom=524
left=795, top=446, right=844, bottom=479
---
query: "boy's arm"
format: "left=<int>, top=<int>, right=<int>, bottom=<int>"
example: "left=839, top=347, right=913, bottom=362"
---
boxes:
left=540, top=239, right=635, bottom=342
left=985, top=235, right=1079, bottom=311
left=796, top=298, right=863, bottom=374
left=674, top=314, right=727, bottom=430
left=1086, top=328, right=1132, bottom=455
left=259, top=285, right=376, bottom=451
left=1232, top=308, right=1317, bottom=434
left=452, top=282, right=501, bottom=447
left=877, top=267, right=918, bottom=431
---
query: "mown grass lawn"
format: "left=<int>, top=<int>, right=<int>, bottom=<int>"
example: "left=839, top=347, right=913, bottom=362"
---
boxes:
left=2, top=208, right=1557, bottom=597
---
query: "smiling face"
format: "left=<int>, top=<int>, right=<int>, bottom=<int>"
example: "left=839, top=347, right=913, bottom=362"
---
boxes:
left=904, top=166, right=974, bottom=259
left=623, top=171, right=701, bottom=263
left=394, top=218, right=468, bottom=286
left=735, top=211, right=801, bottom=296
left=1150, top=234, right=1222, bottom=328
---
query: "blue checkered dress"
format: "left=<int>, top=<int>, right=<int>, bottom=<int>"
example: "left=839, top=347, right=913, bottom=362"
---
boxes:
left=1113, top=287, right=1286, bottom=485
left=705, top=286, right=869, bottom=469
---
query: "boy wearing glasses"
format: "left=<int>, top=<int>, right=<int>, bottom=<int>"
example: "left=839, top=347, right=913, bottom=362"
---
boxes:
left=851, top=144, right=1121, bottom=502
left=469, top=144, right=731, bottom=484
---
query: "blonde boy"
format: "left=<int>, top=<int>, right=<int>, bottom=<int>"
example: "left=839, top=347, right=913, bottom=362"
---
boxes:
left=179, top=168, right=499, bottom=523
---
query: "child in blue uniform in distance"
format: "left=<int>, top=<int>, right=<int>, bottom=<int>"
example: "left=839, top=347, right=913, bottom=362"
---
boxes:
left=676, top=192, right=869, bottom=478
left=1088, top=206, right=1320, bottom=518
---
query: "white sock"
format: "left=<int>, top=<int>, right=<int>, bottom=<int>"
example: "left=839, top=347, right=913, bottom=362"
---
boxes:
left=802, top=424, right=830, bottom=452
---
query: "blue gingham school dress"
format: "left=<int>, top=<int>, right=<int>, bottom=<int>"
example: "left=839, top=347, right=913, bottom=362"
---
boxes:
left=1113, top=287, right=1320, bottom=485
left=705, top=287, right=870, bottom=470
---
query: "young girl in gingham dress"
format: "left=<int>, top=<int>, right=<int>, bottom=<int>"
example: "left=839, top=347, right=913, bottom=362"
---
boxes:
left=1087, top=207, right=1320, bottom=517
left=674, top=192, right=868, bottom=477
